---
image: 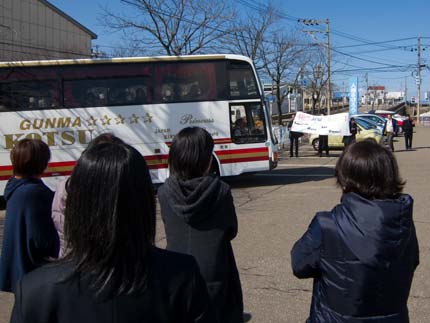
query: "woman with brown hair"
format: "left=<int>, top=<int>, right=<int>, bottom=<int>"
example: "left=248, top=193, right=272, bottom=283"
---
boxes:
left=291, top=139, right=419, bottom=322
left=0, top=139, right=59, bottom=293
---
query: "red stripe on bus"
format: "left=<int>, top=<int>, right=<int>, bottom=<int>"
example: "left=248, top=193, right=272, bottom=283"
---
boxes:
left=215, top=147, right=268, bottom=156
left=220, top=156, right=269, bottom=164
left=144, top=155, right=169, bottom=161
left=165, top=138, right=232, bottom=146
left=147, top=164, right=168, bottom=169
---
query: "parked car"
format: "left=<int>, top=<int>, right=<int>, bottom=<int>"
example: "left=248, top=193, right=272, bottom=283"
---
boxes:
left=352, top=114, right=387, bottom=134
left=354, top=117, right=384, bottom=135
left=310, top=121, right=383, bottom=151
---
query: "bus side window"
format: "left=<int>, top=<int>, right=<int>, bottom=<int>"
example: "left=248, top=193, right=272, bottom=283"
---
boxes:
left=228, top=63, right=259, bottom=99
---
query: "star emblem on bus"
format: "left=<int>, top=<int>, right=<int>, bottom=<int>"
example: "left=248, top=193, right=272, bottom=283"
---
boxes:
left=142, top=113, right=153, bottom=123
left=129, top=114, right=139, bottom=124
left=115, top=114, right=125, bottom=124
left=101, top=115, right=112, bottom=125
left=87, top=116, right=97, bottom=126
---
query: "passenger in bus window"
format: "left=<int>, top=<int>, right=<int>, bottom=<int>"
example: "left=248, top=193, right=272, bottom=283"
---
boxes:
left=187, top=83, right=201, bottom=100
left=233, top=118, right=249, bottom=137
left=161, top=84, right=174, bottom=102
left=158, top=127, right=244, bottom=323
left=84, top=92, right=96, bottom=107
left=134, top=87, right=147, bottom=104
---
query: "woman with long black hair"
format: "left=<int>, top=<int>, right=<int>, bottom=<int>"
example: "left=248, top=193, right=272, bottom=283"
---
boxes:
left=11, top=141, right=215, bottom=323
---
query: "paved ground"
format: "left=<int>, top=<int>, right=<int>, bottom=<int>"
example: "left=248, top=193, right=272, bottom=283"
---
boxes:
left=1, top=127, right=430, bottom=322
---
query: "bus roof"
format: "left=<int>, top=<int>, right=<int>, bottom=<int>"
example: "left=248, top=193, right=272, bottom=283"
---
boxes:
left=0, top=54, right=254, bottom=68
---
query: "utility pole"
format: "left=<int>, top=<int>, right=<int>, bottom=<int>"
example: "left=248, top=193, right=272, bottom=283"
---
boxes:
left=365, top=73, right=369, bottom=111
left=404, top=76, right=407, bottom=104
left=417, top=36, right=421, bottom=124
left=325, top=19, right=331, bottom=115
left=298, top=18, right=331, bottom=114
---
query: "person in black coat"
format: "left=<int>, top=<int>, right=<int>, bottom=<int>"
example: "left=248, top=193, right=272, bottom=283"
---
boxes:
left=0, top=139, right=59, bottom=293
left=158, top=127, right=244, bottom=323
left=10, top=142, right=215, bottom=323
left=288, top=114, right=302, bottom=157
left=402, top=114, right=413, bottom=150
left=318, top=113, right=329, bottom=157
left=291, top=140, right=419, bottom=323
left=343, top=117, right=358, bottom=147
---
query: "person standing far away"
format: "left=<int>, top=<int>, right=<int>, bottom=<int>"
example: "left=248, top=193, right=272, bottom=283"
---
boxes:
left=291, top=140, right=419, bottom=322
left=0, top=139, right=59, bottom=293
left=343, top=117, right=357, bottom=147
left=386, top=114, right=397, bottom=152
left=318, top=113, right=329, bottom=157
left=51, top=133, right=124, bottom=258
left=402, top=114, right=413, bottom=150
left=288, top=113, right=301, bottom=157
left=158, top=127, right=244, bottom=323
left=10, top=142, right=216, bottom=323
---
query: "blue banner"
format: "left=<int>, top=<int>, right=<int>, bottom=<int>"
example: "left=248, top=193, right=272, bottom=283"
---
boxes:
left=349, top=77, right=359, bottom=116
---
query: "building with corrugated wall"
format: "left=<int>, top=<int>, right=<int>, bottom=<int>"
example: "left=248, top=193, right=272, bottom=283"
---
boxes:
left=0, top=0, right=97, bottom=61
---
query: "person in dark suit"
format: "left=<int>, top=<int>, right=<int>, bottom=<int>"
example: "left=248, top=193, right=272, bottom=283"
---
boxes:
left=288, top=114, right=302, bottom=157
left=0, top=139, right=58, bottom=293
left=318, top=113, right=329, bottom=157
left=343, top=117, right=357, bottom=147
left=10, top=142, right=216, bottom=323
left=291, top=140, right=419, bottom=322
left=402, top=114, right=413, bottom=150
left=158, top=127, right=244, bottom=323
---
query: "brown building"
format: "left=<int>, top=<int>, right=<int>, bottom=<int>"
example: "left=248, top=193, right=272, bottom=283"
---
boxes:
left=0, top=0, right=97, bottom=61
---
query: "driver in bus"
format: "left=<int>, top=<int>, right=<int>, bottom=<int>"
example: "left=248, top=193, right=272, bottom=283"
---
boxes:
left=233, top=118, right=249, bottom=137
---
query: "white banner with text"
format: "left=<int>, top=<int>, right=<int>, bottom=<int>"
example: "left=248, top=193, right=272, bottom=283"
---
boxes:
left=291, top=112, right=351, bottom=136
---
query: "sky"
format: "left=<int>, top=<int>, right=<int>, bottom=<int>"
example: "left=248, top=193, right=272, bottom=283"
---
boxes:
left=48, top=0, right=430, bottom=100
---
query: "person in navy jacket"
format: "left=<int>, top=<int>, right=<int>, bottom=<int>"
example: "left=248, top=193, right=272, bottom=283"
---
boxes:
left=0, top=139, right=59, bottom=293
left=291, top=139, right=419, bottom=322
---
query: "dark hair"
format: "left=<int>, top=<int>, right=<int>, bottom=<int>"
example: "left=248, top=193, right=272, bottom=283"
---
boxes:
left=168, top=127, right=214, bottom=180
left=64, top=142, right=155, bottom=296
left=10, top=138, right=50, bottom=177
left=335, top=140, right=405, bottom=199
left=87, top=133, right=124, bottom=149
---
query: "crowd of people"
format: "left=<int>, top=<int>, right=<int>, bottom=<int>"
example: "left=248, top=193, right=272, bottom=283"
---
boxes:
left=0, top=125, right=420, bottom=322
left=287, top=113, right=415, bottom=157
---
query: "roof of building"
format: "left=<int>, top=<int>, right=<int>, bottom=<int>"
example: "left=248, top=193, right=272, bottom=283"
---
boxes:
left=39, top=0, right=97, bottom=39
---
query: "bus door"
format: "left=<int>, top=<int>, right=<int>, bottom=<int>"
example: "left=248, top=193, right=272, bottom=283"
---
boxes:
left=229, top=103, right=269, bottom=175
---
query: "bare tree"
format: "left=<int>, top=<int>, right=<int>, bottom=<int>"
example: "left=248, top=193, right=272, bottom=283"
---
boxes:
left=101, top=0, right=235, bottom=56
left=226, top=2, right=277, bottom=69
left=260, top=32, right=305, bottom=124
left=302, top=46, right=329, bottom=114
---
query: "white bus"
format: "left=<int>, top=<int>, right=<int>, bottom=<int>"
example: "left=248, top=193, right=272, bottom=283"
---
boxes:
left=0, top=54, right=278, bottom=192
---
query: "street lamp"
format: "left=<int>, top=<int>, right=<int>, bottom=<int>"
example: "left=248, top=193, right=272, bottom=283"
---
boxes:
left=312, top=92, right=318, bottom=114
